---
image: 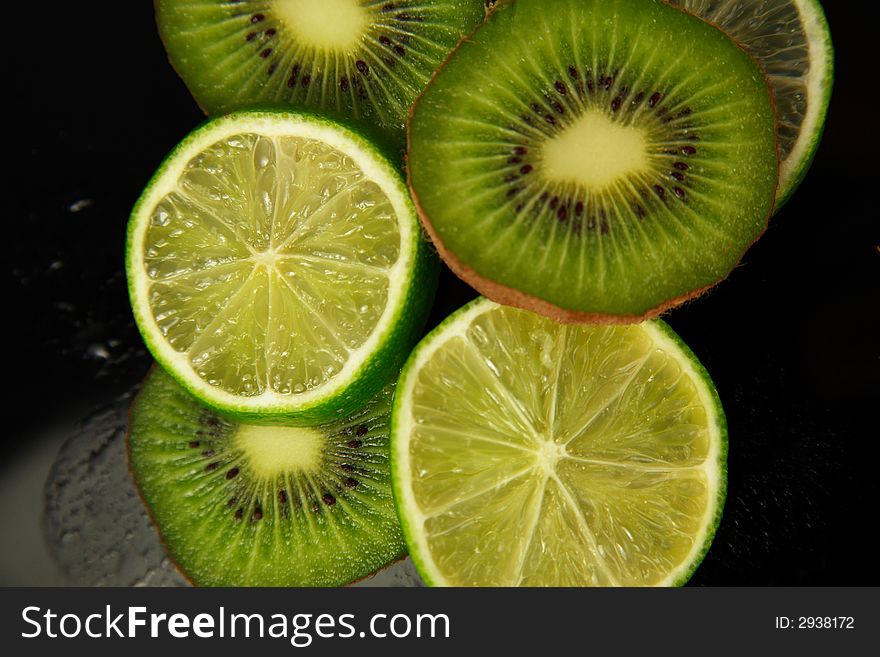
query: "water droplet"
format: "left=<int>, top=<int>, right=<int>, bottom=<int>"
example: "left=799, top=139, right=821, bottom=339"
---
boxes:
left=151, top=209, right=170, bottom=227
left=86, top=343, right=110, bottom=360
left=69, top=199, right=93, bottom=213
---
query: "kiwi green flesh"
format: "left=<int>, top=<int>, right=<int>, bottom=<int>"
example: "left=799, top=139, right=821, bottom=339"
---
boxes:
left=408, top=0, right=778, bottom=318
left=128, top=367, right=404, bottom=587
left=155, top=0, right=488, bottom=150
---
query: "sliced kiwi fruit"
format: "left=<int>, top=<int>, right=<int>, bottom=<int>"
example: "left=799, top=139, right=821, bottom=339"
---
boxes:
left=408, top=0, right=779, bottom=321
left=155, top=0, right=489, bottom=150
left=128, top=366, right=404, bottom=586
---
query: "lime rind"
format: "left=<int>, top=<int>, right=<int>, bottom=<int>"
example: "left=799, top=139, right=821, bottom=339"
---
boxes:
left=390, top=299, right=480, bottom=588
left=647, top=320, right=728, bottom=586
left=775, top=0, right=834, bottom=208
left=391, top=297, right=727, bottom=587
left=127, top=109, right=437, bottom=424
left=667, top=0, right=834, bottom=208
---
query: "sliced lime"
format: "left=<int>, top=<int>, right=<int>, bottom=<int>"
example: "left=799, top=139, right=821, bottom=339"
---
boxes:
left=127, top=110, right=436, bottom=423
left=392, top=298, right=726, bottom=586
left=668, top=0, right=834, bottom=206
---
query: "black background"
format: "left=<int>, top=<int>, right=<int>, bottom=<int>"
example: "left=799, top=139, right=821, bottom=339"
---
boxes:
left=15, top=2, right=879, bottom=585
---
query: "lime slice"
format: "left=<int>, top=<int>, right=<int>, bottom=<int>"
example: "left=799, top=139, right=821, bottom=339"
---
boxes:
left=127, top=110, right=436, bottom=423
left=668, top=0, right=834, bottom=206
left=392, top=298, right=726, bottom=586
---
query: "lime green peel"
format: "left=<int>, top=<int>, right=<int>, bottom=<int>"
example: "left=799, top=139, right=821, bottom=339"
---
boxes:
left=668, top=0, right=834, bottom=207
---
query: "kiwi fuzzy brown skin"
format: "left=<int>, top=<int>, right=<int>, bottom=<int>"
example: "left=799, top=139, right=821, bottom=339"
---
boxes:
left=409, top=183, right=725, bottom=324
left=125, top=364, right=195, bottom=587
left=406, top=0, right=780, bottom=324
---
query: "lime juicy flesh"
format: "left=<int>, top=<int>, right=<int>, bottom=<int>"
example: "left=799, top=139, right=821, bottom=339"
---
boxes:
left=393, top=300, right=726, bottom=587
left=668, top=0, right=834, bottom=204
left=144, top=133, right=400, bottom=398
left=127, top=111, right=434, bottom=422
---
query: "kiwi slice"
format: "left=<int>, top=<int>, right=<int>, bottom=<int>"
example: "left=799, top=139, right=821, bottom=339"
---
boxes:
left=408, top=0, right=779, bottom=321
left=128, top=367, right=404, bottom=586
left=155, top=0, right=488, bottom=150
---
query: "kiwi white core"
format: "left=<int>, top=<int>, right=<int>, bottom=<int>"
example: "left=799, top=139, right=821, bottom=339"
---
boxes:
left=234, top=425, right=323, bottom=477
left=273, top=0, right=369, bottom=52
left=541, top=110, right=648, bottom=189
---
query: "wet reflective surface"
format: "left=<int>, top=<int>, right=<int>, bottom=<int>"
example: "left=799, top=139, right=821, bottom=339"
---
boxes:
left=40, top=391, right=423, bottom=587
left=43, top=391, right=187, bottom=586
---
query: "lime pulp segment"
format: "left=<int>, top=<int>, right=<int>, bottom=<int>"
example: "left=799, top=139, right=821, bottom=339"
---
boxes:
left=127, top=111, right=427, bottom=420
left=668, top=0, right=834, bottom=205
left=392, top=299, right=726, bottom=586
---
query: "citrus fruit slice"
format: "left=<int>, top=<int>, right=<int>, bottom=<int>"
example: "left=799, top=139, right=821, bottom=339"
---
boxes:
left=668, top=0, right=834, bottom=206
left=127, top=110, right=436, bottom=423
left=392, top=298, right=727, bottom=586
